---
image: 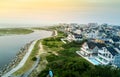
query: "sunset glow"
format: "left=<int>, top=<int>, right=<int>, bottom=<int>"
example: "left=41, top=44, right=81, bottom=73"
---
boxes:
left=0, top=0, right=120, bottom=24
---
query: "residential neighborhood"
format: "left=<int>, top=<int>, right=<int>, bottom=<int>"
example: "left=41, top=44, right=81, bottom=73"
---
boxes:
left=0, top=0, right=120, bottom=76
left=59, top=23, right=120, bottom=67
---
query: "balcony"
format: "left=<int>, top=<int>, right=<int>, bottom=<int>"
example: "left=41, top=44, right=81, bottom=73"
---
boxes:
left=98, top=50, right=105, bottom=54
left=81, top=48, right=91, bottom=54
left=98, top=54, right=111, bottom=61
left=95, top=57, right=109, bottom=65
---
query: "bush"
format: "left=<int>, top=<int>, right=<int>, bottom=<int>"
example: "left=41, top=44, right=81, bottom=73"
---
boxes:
left=32, top=57, right=37, bottom=61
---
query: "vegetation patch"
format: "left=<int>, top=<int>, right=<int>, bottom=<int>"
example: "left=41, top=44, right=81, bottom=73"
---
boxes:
left=37, top=31, right=120, bottom=77
left=0, top=28, right=33, bottom=35
left=37, top=31, right=92, bottom=77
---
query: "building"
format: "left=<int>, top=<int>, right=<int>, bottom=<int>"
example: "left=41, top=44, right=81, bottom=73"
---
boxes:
left=113, top=54, right=120, bottom=67
left=95, top=47, right=118, bottom=65
left=67, top=33, right=83, bottom=42
left=79, top=41, right=119, bottom=65
left=80, top=41, right=105, bottom=57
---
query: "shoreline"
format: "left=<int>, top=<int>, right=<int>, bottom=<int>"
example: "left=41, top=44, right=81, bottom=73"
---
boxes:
left=2, top=40, right=37, bottom=77
left=0, top=41, right=33, bottom=76
left=0, top=30, right=53, bottom=77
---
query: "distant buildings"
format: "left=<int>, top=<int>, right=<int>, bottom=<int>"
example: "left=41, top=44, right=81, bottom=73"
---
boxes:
left=59, top=23, right=120, bottom=67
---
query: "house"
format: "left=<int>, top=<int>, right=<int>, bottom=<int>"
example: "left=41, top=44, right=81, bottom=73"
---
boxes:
left=79, top=41, right=119, bottom=65
left=88, top=23, right=98, bottom=27
left=73, top=33, right=83, bottom=41
left=84, top=31, right=98, bottom=39
left=113, top=54, right=120, bottom=67
left=73, top=29, right=81, bottom=35
left=65, top=26, right=72, bottom=32
left=80, top=41, right=105, bottom=57
left=67, top=33, right=83, bottom=42
left=80, top=42, right=96, bottom=57
left=113, top=44, right=120, bottom=54
left=96, top=47, right=119, bottom=65
left=111, top=36, right=120, bottom=43
left=77, top=41, right=106, bottom=65
left=67, top=34, right=74, bottom=42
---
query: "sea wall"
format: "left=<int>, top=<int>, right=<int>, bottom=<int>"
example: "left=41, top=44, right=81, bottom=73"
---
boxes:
left=0, top=41, right=33, bottom=76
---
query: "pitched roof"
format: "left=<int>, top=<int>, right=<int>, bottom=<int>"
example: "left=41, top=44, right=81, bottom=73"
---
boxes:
left=87, top=41, right=96, bottom=49
left=87, top=41, right=106, bottom=49
left=112, top=36, right=120, bottom=42
left=113, top=44, right=120, bottom=52
left=106, top=47, right=118, bottom=56
left=95, top=43, right=106, bottom=49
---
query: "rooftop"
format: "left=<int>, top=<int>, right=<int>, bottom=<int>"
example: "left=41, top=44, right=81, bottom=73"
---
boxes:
left=106, top=47, right=118, bottom=56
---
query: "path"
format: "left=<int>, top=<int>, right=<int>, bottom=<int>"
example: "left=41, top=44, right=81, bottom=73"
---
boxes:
left=54, top=30, right=58, bottom=36
left=2, top=40, right=37, bottom=77
left=21, top=57, right=40, bottom=77
left=37, top=42, right=44, bottom=56
left=21, top=42, right=44, bottom=77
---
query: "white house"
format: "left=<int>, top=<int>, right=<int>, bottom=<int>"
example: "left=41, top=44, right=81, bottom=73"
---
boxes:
left=80, top=41, right=103, bottom=57
left=95, top=46, right=119, bottom=65
left=67, top=33, right=83, bottom=42
left=79, top=41, right=119, bottom=65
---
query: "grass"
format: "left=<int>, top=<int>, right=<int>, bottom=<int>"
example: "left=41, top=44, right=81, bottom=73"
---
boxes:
left=32, top=27, right=50, bottom=31
left=27, top=31, right=66, bottom=76
left=13, top=30, right=90, bottom=77
left=36, top=31, right=93, bottom=77
left=37, top=31, right=120, bottom=77
left=0, top=28, right=33, bottom=35
left=14, top=40, right=40, bottom=75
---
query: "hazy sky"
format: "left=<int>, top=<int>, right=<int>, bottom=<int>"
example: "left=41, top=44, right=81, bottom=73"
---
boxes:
left=0, top=0, right=120, bottom=25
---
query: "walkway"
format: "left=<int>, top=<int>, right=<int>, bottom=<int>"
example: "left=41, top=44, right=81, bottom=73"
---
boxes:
left=21, top=57, right=40, bottom=77
left=54, top=30, right=58, bottom=36
left=2, top=40, right=37, bottom=77
left=21, top=42, right=44, bottom=77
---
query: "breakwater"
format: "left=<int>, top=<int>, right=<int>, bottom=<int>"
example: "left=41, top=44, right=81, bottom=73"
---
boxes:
left=0, top=41, right=33, bottom=76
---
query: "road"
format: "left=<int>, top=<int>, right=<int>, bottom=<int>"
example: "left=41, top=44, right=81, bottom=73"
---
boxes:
left=2, top=40, right=37, bottom=77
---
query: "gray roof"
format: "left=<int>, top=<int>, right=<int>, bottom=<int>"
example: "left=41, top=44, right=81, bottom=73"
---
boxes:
left=87, top=41, right=106, bottom=49
left=111, top=36, right=120, bottom=42
left=106, top=47, right=118, bottom=56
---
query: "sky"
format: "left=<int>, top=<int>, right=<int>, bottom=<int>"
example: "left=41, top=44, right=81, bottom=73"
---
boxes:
left=0, top=0, right=120, bottom=25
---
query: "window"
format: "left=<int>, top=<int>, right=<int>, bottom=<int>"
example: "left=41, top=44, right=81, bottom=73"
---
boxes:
left=109, top=54, right=111, bottom=58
